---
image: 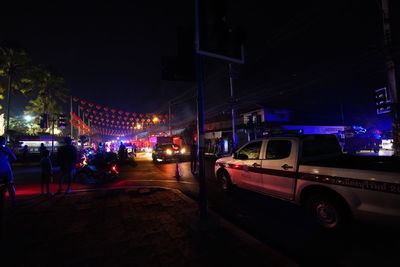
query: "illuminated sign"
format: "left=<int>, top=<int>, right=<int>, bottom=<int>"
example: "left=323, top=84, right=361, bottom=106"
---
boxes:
left=375, top=87, right=391, bottom=115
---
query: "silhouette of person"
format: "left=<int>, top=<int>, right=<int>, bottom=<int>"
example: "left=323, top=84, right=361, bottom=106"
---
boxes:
left=0, top=136, right=17, bottom=206
left=40, top=149, right=52, bottom=196
left=22, top=145, right=29, bottom=162
left=39, top=143, right=46, bottom=158
left=98, top=142, right=104, bottom=153
left=57, top=137, right=77, bottom=194
left=190, top=140, right=197, bottom=174
left=118, top=142, right=127, bottom=162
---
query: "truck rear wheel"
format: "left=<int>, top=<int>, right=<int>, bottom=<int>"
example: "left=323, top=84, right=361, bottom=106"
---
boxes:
left=305, top=193, right=350, bottom=230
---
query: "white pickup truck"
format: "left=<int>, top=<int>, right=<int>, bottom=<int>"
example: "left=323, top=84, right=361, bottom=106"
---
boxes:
left=214, top=134, right=400, bottom=229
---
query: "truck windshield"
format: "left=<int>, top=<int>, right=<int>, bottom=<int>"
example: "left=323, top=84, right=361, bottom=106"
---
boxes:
left=159, top=144, right=180, bottom=150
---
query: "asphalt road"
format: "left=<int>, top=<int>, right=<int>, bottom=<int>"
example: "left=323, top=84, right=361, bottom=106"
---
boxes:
left=12, top=152, right=400, bottom=267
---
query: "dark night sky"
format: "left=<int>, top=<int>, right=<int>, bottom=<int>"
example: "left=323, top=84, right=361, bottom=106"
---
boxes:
left=1, top=0, right=397, bottom=129
left=2, top=1, right=193, bottom=113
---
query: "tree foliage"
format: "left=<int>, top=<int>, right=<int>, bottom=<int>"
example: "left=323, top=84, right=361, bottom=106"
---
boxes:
left=1, top=44, right=70, bottom=136
left=0, top=46, right=34, bottom=97
left=25, top=66, right=68, bottom=115
left=8, top=115, right=40, bottom=135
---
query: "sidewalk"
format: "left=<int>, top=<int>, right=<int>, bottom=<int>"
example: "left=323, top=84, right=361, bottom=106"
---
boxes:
left=0, top=187, right=297, bottom=267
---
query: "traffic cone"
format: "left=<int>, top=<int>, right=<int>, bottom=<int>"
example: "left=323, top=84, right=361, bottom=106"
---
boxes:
left=174, top=161, right=181, bottom=179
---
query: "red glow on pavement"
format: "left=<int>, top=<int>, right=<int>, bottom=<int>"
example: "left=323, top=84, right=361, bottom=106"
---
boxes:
left=10, top=184, right=91, bottom=196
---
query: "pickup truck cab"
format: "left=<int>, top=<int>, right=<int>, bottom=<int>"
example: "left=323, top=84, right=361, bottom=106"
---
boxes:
left=152, top=143, right=182, bottom=163
left=215, top=134, right=400, bottom=229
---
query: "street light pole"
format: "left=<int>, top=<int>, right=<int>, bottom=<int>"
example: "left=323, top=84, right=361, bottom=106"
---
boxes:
left=70, top=96, right=73, bottom=139
left=77, top=104, right=81, bottom=138
left=168, top=101, right=172, bottom=136
left=229, top=63, right=238, bottom=150
left=5, top=74, right=12, bottom=138
left=51, top=116, right=55, bottom=155
left=88, top=118, right=91, bottom=145
left=195, top=0, right=208, bottom=218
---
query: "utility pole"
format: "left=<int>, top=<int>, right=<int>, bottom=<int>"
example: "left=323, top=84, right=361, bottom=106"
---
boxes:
left=88, top=118, right=91, bottom=145
left=70, top=96, right=73, bottom=139
left=168, top=101, right=172, bottom=136
left=51, top=116, right=55, bottom=155
left=77, top=104, right=81, bottom=138
left=229, top=63, right=238, bottom=150
left=5, top=74, right=12, bottom=138
left=195, top=0, right=208, bottom=218
left=381, top=0, right=400, bottom=156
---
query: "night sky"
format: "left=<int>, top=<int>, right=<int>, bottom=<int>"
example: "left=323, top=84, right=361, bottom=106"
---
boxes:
left=2, top=0, right=397, bottom=129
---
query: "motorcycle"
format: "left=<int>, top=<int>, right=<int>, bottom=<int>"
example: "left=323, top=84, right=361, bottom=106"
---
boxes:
left=75, top=152, right=119, bottom=183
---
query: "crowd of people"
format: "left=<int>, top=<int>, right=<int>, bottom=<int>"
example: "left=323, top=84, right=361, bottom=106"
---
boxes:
left=0, top=137, right=133, bottom=206
left=0, top=136, right=80, bottom=206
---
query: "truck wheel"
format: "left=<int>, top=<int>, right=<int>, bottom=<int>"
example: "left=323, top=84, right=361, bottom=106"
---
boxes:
left=217, top=170, right=233, bottom=193
left=305, top=193, right=350, bottom=230
left=374, top=148, right=379, bottom=153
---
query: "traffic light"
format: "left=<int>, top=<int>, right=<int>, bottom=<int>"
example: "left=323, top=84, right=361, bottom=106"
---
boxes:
left=198, top=0, right=245, bottom=63
left=39, top=113, right=48, bottom=129
left=375, top=87, right=391, bottom=115
left=58, top=113, right=66, bottom=129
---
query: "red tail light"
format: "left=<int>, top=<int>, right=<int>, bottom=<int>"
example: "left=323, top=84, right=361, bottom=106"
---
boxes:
left=111, top=165, right=119, bottom=174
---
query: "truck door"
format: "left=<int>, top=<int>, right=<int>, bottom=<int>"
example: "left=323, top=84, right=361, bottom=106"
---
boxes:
left=234, top=141, right=263, bottom=191
left=261, top=139, right=298, bottom=200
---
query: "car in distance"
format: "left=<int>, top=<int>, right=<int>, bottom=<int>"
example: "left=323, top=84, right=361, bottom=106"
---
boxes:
left=152, top=143, right=184, bottom=163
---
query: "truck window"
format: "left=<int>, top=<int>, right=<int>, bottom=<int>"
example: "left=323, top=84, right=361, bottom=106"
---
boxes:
left=238, top=141, right=262, bottom=160
left=266, top=140, right=291, bottom=160
left=302, top=135, right=342, bottom=157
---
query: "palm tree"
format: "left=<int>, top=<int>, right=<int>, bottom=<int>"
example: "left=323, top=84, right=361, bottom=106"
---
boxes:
left=0, top=46, right=33, bottom=134
left=25, top=66, right=69, bottom=131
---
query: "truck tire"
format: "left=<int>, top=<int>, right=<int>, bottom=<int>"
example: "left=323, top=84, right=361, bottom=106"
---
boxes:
left=305, top=193, right=350, bottom=230
left=217, top=170, right=233, bottom=193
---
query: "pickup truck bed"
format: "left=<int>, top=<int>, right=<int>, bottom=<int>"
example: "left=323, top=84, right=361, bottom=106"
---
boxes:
left=301, top=155, right=400, bottom=173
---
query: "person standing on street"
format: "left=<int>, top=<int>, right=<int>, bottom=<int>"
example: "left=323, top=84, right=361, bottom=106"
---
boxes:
left=0, top=136, right=17, bottom=206
left=57, top=137, right=77, bottom=194
left=39, top=143, right=46, bottom=158
left=40, top=149, right=52, bottom=196
left=118, top=142, right=127, bottom=162
left=190, top=140, right=197, bottom=175
left=98, top=142, right=104, bottom=153
left=22, top=145, right=29, bottom=163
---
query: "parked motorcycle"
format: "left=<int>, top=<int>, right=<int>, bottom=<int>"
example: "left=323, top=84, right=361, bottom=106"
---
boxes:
left=75, top=152, right=119, bottom=183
